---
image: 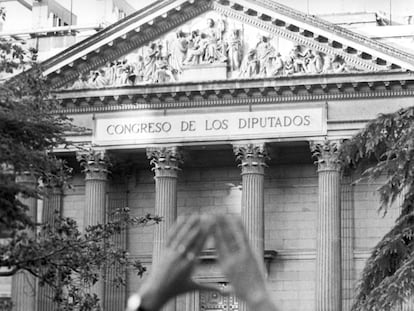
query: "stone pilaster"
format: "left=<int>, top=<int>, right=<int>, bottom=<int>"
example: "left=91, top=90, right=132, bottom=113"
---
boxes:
left=37, top=185, right=63, bottom=311
left=147, top=147, right=181, bottom=311
left=12, top=173, right=38, bottom=311
left=341, top=176, right=354, bottom=311
left=78, top=150, right=110, bottom=309
left=311, top=140, right=342, bottom=311
left=233, top=143, right=268, bottom=260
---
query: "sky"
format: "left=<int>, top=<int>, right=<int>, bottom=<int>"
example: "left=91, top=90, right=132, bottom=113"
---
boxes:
left=1, top=0, right=414, bottom=32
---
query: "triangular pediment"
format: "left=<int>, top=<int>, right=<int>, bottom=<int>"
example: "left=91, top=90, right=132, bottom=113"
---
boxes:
left=41, top=0, right=414, bottom=89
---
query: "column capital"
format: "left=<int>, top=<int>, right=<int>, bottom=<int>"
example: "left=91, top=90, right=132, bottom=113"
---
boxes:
left=147, top=146, right=182, bottom=178
left=77, top=149, right=110, bottom=181
left=233, top=143, right=269, bottom=175
left=310, top=140, right=342, bottom=172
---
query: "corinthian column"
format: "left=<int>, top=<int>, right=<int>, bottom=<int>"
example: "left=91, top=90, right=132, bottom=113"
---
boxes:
left=147, top=147, right=181, bottom=311
left=147, top=147, right=181, bottom=266
left=233, top=143, right=268, bottom=311
left=311, top=140, right=342, bottom=311
left=37, top=184, right=63, bottom=311
left=233, top=143, right=268, bottom=264
left=12, top=173, right=38, bottom=311
left=77, top=150, right=110, bottom=309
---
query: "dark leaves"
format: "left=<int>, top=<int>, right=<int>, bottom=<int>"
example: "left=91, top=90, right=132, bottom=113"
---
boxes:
left=341, top=106, right=414, bottom=311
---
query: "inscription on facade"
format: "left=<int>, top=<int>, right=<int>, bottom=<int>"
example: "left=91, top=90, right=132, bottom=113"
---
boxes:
left=94, top=105, right=326, bottom=146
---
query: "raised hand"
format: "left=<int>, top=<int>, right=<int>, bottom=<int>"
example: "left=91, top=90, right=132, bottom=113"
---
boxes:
left=127, top=215, right=214, bottom=311
left=213, top=216, right=277, bottom=311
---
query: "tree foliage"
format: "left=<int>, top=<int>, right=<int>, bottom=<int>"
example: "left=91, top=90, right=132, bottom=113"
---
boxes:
left=0, top=12, right=160, bottom=310
left=0, top=208, right=159, bottom=311
left=340, top=106, right=414, bottom=311
left=0, top=64, right=69, bottom=232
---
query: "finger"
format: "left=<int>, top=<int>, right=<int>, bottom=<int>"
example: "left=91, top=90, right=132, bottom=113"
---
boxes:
left=179, top=218, right=209, bottom=257
left=166, top=216, right=187, bottom=247
left=231, top=217, right=250, bottom=246
left=167, top=214, right=200, bottom=249
left=213, top=217, right=232, bottom=257
left=215, top=216, right=243, bottom=253
left=226, top=216, right=249, bottom=252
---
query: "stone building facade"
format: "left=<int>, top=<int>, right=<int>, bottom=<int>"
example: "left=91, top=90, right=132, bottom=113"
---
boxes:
left=7, top=0, right=414, bottom=310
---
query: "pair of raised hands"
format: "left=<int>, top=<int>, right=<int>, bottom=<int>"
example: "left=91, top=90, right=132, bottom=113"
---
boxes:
left=127, top=215, right=276, bottom=311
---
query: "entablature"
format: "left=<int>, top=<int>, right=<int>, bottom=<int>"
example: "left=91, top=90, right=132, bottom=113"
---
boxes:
left=54, top=71, right=414, bottom=114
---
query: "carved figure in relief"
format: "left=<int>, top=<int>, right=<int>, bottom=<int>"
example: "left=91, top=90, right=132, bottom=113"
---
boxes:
left=322, top=55, right=348, bottom=73
left=203, top=18, right=227, bottom=63
left=322, top=54, right=334, bottom=72
left=283, top=56, right=295, bottom=75
left=154, top=56, right=176, bottom=83
left=227, top=29, right=243, bottom=72
left=256, top=36, right=274, bottom=76
left=184, top=31, right=207, bottom=65
left=94, top=68, right=110, bottom=87
left=289, top=45, right=307, bottom=73
left=66, top=15, right=364, bottom=89
left=117, top=59, right=131, bottom=85
left=133, top=56, right=145, bottom=83
left=143, top=42, right=160, bottom=82
left=170, top=30, right=189, bottom=74
left=331, top=56, right=349, bottom=73
left=72, top=74, right=90, bottom=89
left=268, top=52, right=284, bottom=76
left=239, top=49, right=258, bottom=78
left=303, top=49, right=322, bottom=74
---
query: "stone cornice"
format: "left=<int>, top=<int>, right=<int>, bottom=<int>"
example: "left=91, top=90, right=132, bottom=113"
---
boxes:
left=53, top=71, right=414, bottom=114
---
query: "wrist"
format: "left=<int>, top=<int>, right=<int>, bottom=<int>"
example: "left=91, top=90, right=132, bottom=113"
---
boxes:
left=138, top=285, right=167, bottom=311
left=126, top=287, right=165, bottom=311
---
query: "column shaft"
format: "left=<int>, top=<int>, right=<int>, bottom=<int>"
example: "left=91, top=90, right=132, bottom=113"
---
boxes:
left=312, top=140, right=342, bottom=311
left=12, top=174, right=37, bottom=311
left=316, top=169, right=341, bottom=311
left=147, top=147, right=181, bottom=311
left=234, top=143, right=268, bottom=311
left=78, top=150, right=110, bottom=309
left=153, top=176, right=177, bottom=265
left=234, top=143, right=267, bottom=262
left=85, top=179, right=107, bottom=226
left=37, top=187, right=63, bottom=311
left=241, top=172, right=265, bottom=256
left=84, top=177, right=107, bottom=304
left=105, top=196, right=127, bottom=311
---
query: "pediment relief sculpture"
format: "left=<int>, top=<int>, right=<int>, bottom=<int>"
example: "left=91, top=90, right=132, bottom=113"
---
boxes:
left=66, top=12, right=358, bottom=90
